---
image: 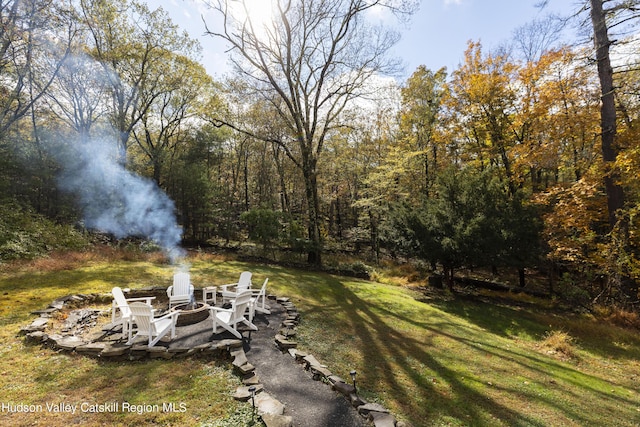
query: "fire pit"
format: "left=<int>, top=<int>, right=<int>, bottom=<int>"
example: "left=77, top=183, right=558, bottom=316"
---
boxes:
left=171, top=302, right=210, bottom=326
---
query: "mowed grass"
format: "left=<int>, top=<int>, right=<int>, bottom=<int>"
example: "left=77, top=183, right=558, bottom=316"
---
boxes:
left=1, top=249, right=640, bottom=426
left=0, top=250, right=247, bottom=427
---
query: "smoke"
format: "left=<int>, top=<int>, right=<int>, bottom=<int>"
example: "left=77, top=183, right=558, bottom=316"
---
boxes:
left=56, top=137, right=185, bottom=264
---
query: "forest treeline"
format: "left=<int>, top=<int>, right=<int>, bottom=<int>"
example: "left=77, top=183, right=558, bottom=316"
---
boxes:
left=1, top=0, right=639, bottom=309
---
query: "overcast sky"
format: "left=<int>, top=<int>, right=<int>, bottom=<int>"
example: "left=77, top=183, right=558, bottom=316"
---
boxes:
left=145, top=0, right=579, bottom=81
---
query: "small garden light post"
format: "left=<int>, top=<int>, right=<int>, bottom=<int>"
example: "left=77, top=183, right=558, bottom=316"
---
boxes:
left=350, top=370, right=357, bottom=394
left=248, top=385, right=256, bottom=422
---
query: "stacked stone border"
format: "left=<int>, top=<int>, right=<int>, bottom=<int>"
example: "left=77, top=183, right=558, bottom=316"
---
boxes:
left=20, top=290, right=402, bottom=427
left=19, top=288, right=247, bottom=359
left=268, top=297, right=403, bottom=427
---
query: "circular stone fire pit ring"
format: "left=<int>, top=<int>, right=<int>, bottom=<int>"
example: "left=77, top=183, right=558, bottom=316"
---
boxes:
left=171, top=302, right=210, bottom=326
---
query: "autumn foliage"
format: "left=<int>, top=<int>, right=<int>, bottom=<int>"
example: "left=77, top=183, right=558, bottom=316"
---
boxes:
left=0, top=1, right=638, bottom=309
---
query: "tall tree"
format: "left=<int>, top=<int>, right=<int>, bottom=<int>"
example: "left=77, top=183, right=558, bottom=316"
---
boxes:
left=448, top=41, right=519, bottom=194
left=510, top=48, right=600, bottom=190
left=511, top=14, right=565, bottom=63
left=398, top=65, right=447, bottom=197
left=44, top=52, right=110, bottom=143
left=204, top=0, right=416, bottom=266
left=132, top=54, right=213, bottom=186
left=589, top=0, right=625, bottom=229
left=79, top=0, right=199, bottom=159
left=0, top=0, right=72, bottom=137
left=588, top=0, right=638, bottom=302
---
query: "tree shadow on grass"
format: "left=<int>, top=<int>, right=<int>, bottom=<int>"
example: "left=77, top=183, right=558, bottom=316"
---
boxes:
left=9, top=260, right=639, bottom=426
left=295, top=275, right=550, bottom=426
left=293, top=274, right=639, bottom=426
left=431, top=292, right=640, bottom=362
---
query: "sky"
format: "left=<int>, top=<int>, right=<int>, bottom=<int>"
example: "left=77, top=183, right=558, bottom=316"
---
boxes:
left=145, top=0, right=579, bottom=81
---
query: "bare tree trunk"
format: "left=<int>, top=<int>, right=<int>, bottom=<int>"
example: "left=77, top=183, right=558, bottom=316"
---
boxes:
left=589, top=0, right=637, bottom=303
left=303, top=157, right=322, bottom=266
left=205, top=0, right=413, bottom=268
left=590, top=0, right=624, bottom=229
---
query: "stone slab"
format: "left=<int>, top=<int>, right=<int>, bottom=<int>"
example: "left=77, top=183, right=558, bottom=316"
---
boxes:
left=302, top=354, right=323, bottom=369
left=243, top=375, right=261, bottom=386
left=25, top=331, right=48, bottom=343
left=327, top=375, right=345, bottom=385
left=261, top=413, right=294, bottom=427
left=358, top=403, right=390, bottom=415
left=237, top=363, right=255, bottom=374
left=54, top=335, right=86, bottom=350
left=310, top=365, right=332, bottom=379
left=289, top=349, right=308, bottom=361
left=333, top=381, right=356, bottom=396
left=231, top=349, right=248, bottom=367
left=255, top=392, right=285, bottom=416
left=31, top=308, right=58, bottom=316
left=370, top=411, right=397, bottom=427
left=275, top=334, right=297, bottom=350
left=279, top=328, right=296, bottom=338
left=147, top=347, right=169, bottom=358
left=232, top=384, right=264, bottom=401
left=213, top=339, right=243, bottom=350
left=100, top=344, right=130, bottom=357
left=30, top=317, right=49, bottom=329
left=349, top=393, right=365, bottom=408
left=76, top=342, right=108, bottom=353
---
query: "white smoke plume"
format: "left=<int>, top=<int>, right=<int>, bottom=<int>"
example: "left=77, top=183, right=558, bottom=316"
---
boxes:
left=56, top=137, right=185, bottom=264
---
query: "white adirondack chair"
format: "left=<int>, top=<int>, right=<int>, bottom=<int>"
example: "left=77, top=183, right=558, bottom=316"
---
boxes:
left=167, top=272, right=194, bottom=308
left=220, top=271, right=252, bottom=304
left=111, top=287, right=155, bottom=336
left=127, top=302, right=180, bottom=347
left=249, top=278, right=270, bottom=320
left=210, top=290, right=257, bottom=339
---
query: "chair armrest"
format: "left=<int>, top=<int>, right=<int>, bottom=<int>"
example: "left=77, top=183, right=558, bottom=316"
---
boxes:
left=167, top=286, right=194, bottom=297
left=209, top=306, right=232, bottom=315
left=113, top=303, right=126, bottom=312
left=125, top=296, right=156, bottom=303
left=155, top=310, right=180, bottom=322
left=112, top=301, right=126, bottom=320
left=220, top=283, right=238, bottom=293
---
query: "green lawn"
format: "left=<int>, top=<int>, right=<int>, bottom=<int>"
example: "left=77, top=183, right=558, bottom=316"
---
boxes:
left=1, top=250, right=639, bottom=426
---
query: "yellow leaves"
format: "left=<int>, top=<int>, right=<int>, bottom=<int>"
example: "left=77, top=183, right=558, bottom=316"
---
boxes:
left=451, top=41, right=516, bottom=108
left=535, top=176, right=608, bottom=264
left=615, top=138, right=640, bottom=193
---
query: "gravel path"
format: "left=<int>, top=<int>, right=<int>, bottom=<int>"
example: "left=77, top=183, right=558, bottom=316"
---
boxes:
left=245, top=302, right=368, bottom=427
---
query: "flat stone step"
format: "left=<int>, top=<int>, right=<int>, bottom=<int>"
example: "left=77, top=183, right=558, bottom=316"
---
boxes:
left=242, top=372, right=261, bottom=385
left=261, top=413, right=293, bottom=427
left=100, top=344, right=130, bottom=357
left=275, top=334, right=297, bottom=350
left=302, top=354, right=323, bottom=369
left=232, top=384, right=264, bottom=401
left=231, top=349, right=248, bottom=367
left=333, top=380, right=356, bottom=396
left=53, top=335, right=86, bottom=350
left=370, top=411, right=396, bottom=427
left=358, top=403, right=389, bottom=416
left=237, top=363, right=255, bottom=374
left=76, top=342, right=108, bottom=354
left=255, top=392, right=285, bottom=416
